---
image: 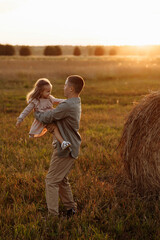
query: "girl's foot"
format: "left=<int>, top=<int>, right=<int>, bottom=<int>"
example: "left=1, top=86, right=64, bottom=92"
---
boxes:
left=61, top=141, right=71, bottom=150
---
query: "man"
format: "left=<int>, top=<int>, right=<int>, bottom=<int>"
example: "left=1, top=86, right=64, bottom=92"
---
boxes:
left=35, top=75, right=85, bottom=217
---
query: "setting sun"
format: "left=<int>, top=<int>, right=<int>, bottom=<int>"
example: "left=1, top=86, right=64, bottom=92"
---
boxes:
left=0, top=0, right=160, bottom=46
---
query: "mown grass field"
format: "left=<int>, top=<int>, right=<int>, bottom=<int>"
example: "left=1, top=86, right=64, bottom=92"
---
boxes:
left=1, top=56, right=160, bottom=239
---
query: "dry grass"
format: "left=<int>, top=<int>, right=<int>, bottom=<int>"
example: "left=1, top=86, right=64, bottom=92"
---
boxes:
left=1, top=56, right=160, bottom=239
left=1, top=55, right=160, bottom=82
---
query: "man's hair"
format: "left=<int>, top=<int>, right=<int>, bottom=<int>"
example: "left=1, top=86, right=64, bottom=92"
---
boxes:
left=67, top=75, right=85, bottom=94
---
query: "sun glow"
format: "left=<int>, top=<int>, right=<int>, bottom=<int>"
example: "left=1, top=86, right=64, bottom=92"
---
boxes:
left=0, top=0, right=159, bottom=46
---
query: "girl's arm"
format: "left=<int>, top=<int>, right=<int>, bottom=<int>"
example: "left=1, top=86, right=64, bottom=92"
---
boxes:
left=16, top=101, right=35, bottom=127
left=50, top=95, right=65, bottom=105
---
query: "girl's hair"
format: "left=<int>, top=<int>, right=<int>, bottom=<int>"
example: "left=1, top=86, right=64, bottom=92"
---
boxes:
left=26, top=78, right=52, bottom=102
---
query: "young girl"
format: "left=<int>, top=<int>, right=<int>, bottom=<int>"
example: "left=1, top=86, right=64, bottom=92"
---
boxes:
left=16, top=78, right=71, bottom=150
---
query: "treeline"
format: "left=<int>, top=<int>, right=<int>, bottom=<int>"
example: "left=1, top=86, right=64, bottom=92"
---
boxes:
left=0, top=44, right=15, bottom=56
left=0, top=44, right=31, bottom=56
left=0, top=44, right=116, bottom=56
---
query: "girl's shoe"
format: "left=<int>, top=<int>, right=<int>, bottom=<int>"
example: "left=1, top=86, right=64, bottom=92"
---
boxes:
left=61, top=141, right=71, bottom=150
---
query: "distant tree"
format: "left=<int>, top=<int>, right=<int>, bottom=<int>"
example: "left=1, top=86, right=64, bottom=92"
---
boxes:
left=0, top=44, right=15, bottom=56
left=44, top=45, right=62, bottom=56
left=53, top=46, right=62, bottom=56
left=44, top=46, right=54, bottom=56
left=19, top=46, right=31, bottom=56
left=73, top=46, right=81, bottom=56
left=94, top=46, right=105, bottom=56
left=5, top=44, right=15, bottom=55
left=109, top=47, right=117, bottom=56
left=0, top=44, right=5, bottom=55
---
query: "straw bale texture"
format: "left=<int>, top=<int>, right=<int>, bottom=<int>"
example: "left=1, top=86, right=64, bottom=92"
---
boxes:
left=120, top=91, right=160, bottom=194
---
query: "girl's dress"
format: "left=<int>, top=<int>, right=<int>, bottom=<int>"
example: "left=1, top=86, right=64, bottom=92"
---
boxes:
left=17, top=95, right=64, bottom=137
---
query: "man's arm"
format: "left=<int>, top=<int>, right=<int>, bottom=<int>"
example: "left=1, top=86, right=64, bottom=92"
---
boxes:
left=35, top=101, right=69, bottom=124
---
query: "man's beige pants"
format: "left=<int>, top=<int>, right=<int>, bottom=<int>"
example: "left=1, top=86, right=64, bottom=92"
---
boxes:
left=45, top=148, right=76, bottom=216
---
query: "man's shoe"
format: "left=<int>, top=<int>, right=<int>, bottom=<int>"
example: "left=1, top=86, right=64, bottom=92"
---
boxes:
left=67, top=208, right=76, bottom=218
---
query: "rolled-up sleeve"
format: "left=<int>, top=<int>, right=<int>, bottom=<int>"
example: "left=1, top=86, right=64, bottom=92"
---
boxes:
left=35, top=101, right=69, bottom=124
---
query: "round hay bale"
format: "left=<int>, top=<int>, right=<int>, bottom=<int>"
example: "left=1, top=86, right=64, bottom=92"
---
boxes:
left=119, top=91, right=160, bottom=194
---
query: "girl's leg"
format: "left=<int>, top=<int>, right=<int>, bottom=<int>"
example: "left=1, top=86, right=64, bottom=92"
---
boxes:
left=47, top=123, right=63, bottom=143
left=47, top=123, right=71, bottom=150
left=54, top=126, right=64, bottom=144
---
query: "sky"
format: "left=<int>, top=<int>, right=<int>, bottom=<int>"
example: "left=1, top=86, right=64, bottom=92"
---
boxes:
left=0, top=0, right=160, bottom=46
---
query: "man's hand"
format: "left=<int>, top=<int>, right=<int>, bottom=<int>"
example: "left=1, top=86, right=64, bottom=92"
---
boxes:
left=34, top=111, right=42, bottom=120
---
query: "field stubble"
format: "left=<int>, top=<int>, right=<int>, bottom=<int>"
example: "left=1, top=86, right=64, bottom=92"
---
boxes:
left=1, top=56, right=160, bottom=239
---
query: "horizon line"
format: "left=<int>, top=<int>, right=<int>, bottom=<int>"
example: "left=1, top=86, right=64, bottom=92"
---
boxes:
left=1, top=43, right=160, bottom=47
